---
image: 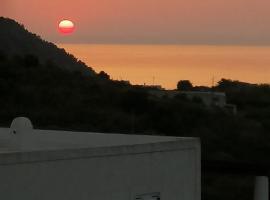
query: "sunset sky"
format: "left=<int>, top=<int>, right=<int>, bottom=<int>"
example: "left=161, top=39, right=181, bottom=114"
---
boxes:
left=2, top=0, right=270, bottom=45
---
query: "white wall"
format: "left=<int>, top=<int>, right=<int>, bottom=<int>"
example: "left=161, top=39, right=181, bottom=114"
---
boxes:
left=0, top=148, right=200, bottom=200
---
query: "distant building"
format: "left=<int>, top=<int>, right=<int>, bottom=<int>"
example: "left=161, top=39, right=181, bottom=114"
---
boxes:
left=0, top=117, right=201, bottom=200
left=180, top=91, right=226, bottom=107
left=149, top=90, right=237, bottom=114
left=135, top=84, right=164, bottom=90
left=149, top=90, right=179, bottom=99
left=146, top=85, right=164, bottom=90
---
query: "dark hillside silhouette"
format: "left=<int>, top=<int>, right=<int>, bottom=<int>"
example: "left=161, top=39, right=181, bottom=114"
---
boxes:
left=0, top=17, right=95, bottom=75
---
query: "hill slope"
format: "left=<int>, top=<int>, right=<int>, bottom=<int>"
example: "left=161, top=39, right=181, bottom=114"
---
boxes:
left=0, top=17, right=95, bottom=75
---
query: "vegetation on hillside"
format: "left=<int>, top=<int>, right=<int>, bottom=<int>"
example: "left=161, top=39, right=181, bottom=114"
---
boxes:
left=0, top=17, right=95, bottom=75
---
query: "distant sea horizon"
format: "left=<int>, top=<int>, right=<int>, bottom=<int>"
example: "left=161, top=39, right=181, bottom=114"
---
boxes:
left=58, top=44, right=270, bottom=89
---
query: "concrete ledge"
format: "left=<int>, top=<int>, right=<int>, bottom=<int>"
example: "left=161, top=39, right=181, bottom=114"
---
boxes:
left=0, top=139, right=200, bottom=165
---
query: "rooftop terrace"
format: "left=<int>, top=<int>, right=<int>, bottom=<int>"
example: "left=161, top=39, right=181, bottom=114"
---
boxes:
left=0, top=117, right=199, bottom=165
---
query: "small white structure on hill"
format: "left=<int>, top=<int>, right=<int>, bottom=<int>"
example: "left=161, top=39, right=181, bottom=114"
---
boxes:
left=0, top=117, right=201, bottom=200
left=180, top=91, right=226, bottom=107
left=150, top=90, right=237, bottom=114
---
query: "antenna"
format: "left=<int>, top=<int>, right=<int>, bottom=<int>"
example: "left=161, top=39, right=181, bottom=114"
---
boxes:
left=211, top=76, right=215, bottom=88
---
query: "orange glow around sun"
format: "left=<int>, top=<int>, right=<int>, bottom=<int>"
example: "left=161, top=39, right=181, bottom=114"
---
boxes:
left=58, top=20, right=75, bottom=34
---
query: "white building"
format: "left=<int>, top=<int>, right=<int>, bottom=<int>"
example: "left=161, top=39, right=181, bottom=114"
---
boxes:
left=180, top=91, right=226, bottom=107
left=150, top=90, right=237, bottom=114
left=0, top=117, right=201, bottom=200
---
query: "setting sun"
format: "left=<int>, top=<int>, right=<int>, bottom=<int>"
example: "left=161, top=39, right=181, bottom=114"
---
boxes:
left=58, top=20, right=75, bottom=34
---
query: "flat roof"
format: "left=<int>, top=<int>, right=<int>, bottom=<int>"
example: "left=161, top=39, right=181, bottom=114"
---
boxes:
left=0, top=117, right=200, bottom=165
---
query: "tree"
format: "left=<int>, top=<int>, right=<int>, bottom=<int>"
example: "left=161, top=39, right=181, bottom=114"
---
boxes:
left=98, top=71, right=110, bottom=80
left=23, top=54, right=39, bottom=67
left=177, top=80, right=193, bottom=91
left=0, top=50, right=7, bottom=62
left=217, top=79, right=234, bottom=90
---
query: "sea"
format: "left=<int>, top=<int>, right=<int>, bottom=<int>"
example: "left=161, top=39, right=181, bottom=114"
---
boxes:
left=58, top=44, right=270, bottom=89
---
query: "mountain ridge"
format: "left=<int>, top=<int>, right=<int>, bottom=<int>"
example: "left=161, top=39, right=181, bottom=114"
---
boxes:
left=0, top=17, right=95, bottom=75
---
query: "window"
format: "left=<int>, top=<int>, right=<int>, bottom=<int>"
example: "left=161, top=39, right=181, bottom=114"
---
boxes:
left=135, top=192, right=160, bottom=200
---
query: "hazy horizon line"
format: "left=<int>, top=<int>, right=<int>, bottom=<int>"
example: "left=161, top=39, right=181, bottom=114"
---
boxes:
left=56, top=42, right=270, bottom=47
